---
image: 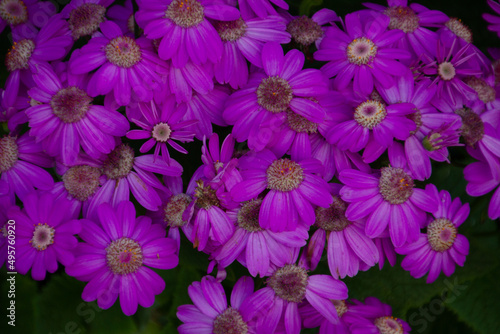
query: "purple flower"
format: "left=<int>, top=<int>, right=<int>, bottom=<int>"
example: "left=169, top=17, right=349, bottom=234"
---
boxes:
left=238, top=0, right=289, bottom=19
left=0, top=0, right=57, bottom=39
left=0, top=86, right=29, bottom=132
left=26, top=64, right=129, bottom=164
left=484, top=0, right=500, bottom=38
left=284, top=8, right=339, bottom=48
left=66, top=201, right=179, bottom=315
left=397, top=187, right=470, bottom=283
left=0, top=133, right=53, bottom=201
left=464, top=158, right=500, bottom=219
left=9, top=191, right=81, bottom=280
left=168, top=59, right=213, bottom=103
left=126, top=99, right=196, bottom=163
left=106, top=0, right=135, bottom=35
left=224, top=42, right=329, bottom=151
left=136, top=0, right=239, bottom=67
left=299, top=299, right=351, bottom=334
left=61, top=0, right=114, bottom=39
left=231, top=150, right=332, bottom=232
left=314, top=12, right=410, bottom=96
left=201, top=133, right=241, bottom=190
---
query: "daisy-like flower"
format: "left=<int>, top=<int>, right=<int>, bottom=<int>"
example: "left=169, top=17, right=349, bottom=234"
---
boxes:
left=66, top=201, right=179, bottom=315
left=223, top=42, right=329, bottom=151
left=484, top=0, right=500, bottom=38
left=0, top=133, right=53, bottom=202
left=177, top=275, right=272, bottom=334
left=339, top=157, right=438, bottom=248
left=344, top=297, right=411, bottom=334
left=0, top=0, right=57, bottom=39
left=284, top=8, right=339, bottom=48
left=136, top=0, right=239, bottom=67
left=299, top=299, right=351, bottom=334
left=201, top=133, right=241, bottom=190
left=213, top=14, right=291, bottom=88
left=69, top=20, right=165, bottom=106
left=231, top=150, right=332, bottom=232
left=397, top=187, right=470, bottom=283
left=464, top=158, right=500, bottom=220
left=314, top=12, right=410, bottom=96
left=0, top=86, right=29, bottom=132
left=126, top=99, right=196, bottom=163
left=238, top=0, right=288, bottom=20
left=8, top=191, right=81, bottom=280
left=60, top=0, right=114, bottom=39
left=106, top=0, right=135, bottom=35
left=214, top=197, right=308, bottom=277
left=363, top=0, right=448, bottom=57
left=26, top=64, right=129, bottom=164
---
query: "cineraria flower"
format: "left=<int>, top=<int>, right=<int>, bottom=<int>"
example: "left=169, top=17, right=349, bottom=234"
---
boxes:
left=69, top=20, right=165, bottom=106
left=363, top=0, right=448, bottom=57
left=0, top=86, right=29, bottom=131
left=61, top=0, right=114, bottom=39
left=9, top=191, right=81, bottom=280
left=214, top=197, right=308, bottom=277
left=136, top=0, right=239, bottom=67
left=257, top=261, right=348, bottom=334
left=299, top=299, right=351, bottom=334
left=285, top=9, right=339, bottom=48
left=231, top=150, right=332, bottom=232
left=213, top=15, right=291, bottom=88
left=238, top=0, right=288, bottom=20
left=484, top=0, right=500, bottom=39
left=0, top=0, right=57, bottom=39
left=107, top=0, right=135, bottom=35
left=224, top=42, right=329, bottom=151
left=26, top=64, right=129, bottom=164
left=168, top=59, right=213, bottom=103
left=339, top=161, right=438, bottom=247
left=201, top=133, right=241, bottom=190
left=344, top=297, right=411, bottom=334
left=397, top=187, right=470, bottom=283
left=126, top=99, right=196, bottom=163
left=314, top=12, right=410, bottom=96
left=177, top=275, right=272, bottom=334
left=0, top=133, right=53, bottom=201
left=66, top=201, right=179, bottom=315
left=464, top=158, right=500, bottom=219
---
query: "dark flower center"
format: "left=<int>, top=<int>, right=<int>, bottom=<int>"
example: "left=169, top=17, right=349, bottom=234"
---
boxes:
left=213, top=307, right=248, bottom=334
left=464, top=77, right=496, bottom=103
left=333, top=300, right=348, bottom=318
left=106, top=237, right=143, bottom=275
left=266, top=158, right=304, bottom=192
left=378, top=167, right=414, bottom=205
left=257, top=76, right=293, bottom=113
left=315, top=196, right=351, bottom=232
left=51, top=86, right=92, bottom=123
left=347, top=37, right=377, bottom=65
left=427, top=218, right=457, bottom=252
left=194, top=180, right=220, bottom=209
left=0, top=0, right=28, bottom=25
left=354, top=100, right=387, bottom=129
left=31, top=223, right=55, bottom=251
left=163, top=193, right=192, bottom=227
left=384, top=6, right=420, bottom=33
left=406, top=110, right=422, bottom=135
left=455, top=107, right=484, bottom=146
left=5, top=39, right=34, bottom=71
left=268, top=264, right=308, bottom=303
left=165, top=0, right=204, bottom=28
left=287, top=110, right=318, bottom=133
left=103, top=144, right=135, bottom=180
left=214, top=18, right=247, bottom=42
left=287, top=16, right=323, bottom=46
left=68, top=3, right=106, bottom=39
left=237, top=199, right=262, bottom=232
left=445, top=18, right=472, bottom=43
left=63, top=165, right=101, bottom=201
left=0, top=136, right=18, bottom=173
left=374, top=316, right=404, bottom=334
left=105, top=36, right=142, bottom=68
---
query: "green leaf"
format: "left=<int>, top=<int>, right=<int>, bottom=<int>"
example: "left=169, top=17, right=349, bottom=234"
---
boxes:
left=299, top=0, right=323, bottom=16
left=87, top=302, right=137, bottom=334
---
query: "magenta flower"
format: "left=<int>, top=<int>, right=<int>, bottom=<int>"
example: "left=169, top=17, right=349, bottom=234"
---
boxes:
left=484, top=0, right=500, bottom=38
left=69, top=20, right=165, bottom=106
left=136, top=0, right=239, bottom=67
left=299, top=299, right=351, bottom=334
left=314, top=12, right=410, bottom=96
left=9, top=191, right=81, bottom=280
left=61, top=0, right=114, bottom=39
left=224, top=42, right=329, bottom=151
left=66, top=201, right=178, bottom=315
left=0, top=133, right=53, bottom=202
left=0, top=0, right=57, bottom=39
left=284, top=8, right=339, bottom=48
left=177, top=275, right=272, bottom=333
left=231, top=150, right=332, bottom=232
left=464, top=158, right=500, bottom=220
left=126, top=99, right=196, bottom=163
left=238, top=0, right=288, bottom=19
left=106, top=0, right=135, bottom=35
left=397, top=187, right=470, bottom=283
left=26, top=64, right=129, bottom=164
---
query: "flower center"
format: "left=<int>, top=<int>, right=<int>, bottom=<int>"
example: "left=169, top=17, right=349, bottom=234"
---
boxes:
left=5, top=39, right=34, bottom=72
left=455, top=107, right=484, bottom=146
left=384, top=6, right=420, bottom=33
left=194, top=179, right=220, bottom=209
left=214, top=18, right=247, bottom=42
left=374, top=316, right=404, bottom=334
left=266, top=158, right=304, bottom=192
left=165, top=0, right=204, bottom=28
left=213, top=307, right=248, bottom=334
left=268, top=264, right=308, bottom=303
left=68, top=3, right=106, bottom=39
left=427, top=218, right=457, bottom=252
left=406, top=110, right=422, bottom=135
left=464, top=77, right=496, bottom=103
left=347, top=37, right=377, bottom=65
left=378, top=167, right=414, bottom=205
left=103, top=144, right=135, bottom=180
left=333, top=300, right=348, bottom=317
left=127, top=14, right=135, bottom=33
left=315, top=196, right=351, bottom=232
left=286, top=110, right=318, bottom=133
left=30, top=223, right=55, bottom=251
left=257, top=76, right=293, bottom=113
left=438, top=62, right=456, bottom=81
left=163, top=193, right=192, bottom=227
left=0, top=0, right=27, bottom=25
left=105, top=36, right=142, bottom=68
left=0, top=136, right=18, bottom=173
left=445, top=18, right=472, bottom=43
left=152, top=122, right=172, bottom=143
left=287, top=16, right=324, bottom=46
left=237, top=199, right=262, bottom=232
left=106, top=237, right=143, bottom=275
left=354, top=100, right=387, bottom=129
left=1, top=223, right=8, bottom=238
left=62, top=165, right=101, bottom=201
left=50, top=86, right=92, bottom=123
